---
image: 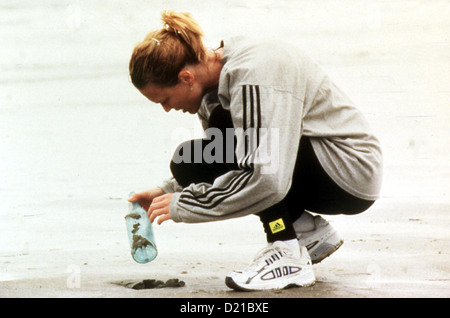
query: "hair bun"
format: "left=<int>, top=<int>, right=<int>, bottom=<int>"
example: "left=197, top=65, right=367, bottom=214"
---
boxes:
left=162, top=11, right=184, bottom=35
left=161, top=11, right=202, bottom=45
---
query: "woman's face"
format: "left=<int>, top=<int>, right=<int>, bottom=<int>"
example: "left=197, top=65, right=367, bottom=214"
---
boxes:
left=139, top=79, right=203, bottom=114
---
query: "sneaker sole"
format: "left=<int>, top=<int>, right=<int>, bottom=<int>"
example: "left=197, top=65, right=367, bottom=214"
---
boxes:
left=309, top=231, right=344, bottom=264
left=300, top=226, right=344, bottom=264
left=310, top=238, right=343, bottom=264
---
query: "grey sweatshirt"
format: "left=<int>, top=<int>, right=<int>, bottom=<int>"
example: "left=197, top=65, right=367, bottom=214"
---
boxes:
left=160, top=36, right=383, bottom=223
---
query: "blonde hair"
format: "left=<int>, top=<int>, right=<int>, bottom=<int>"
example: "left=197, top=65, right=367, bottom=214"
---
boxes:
left=129, top=11, right=207, bottom=88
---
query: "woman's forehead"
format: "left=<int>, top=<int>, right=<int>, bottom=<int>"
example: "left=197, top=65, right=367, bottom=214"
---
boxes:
left=139, top=83, right=169, bottom=103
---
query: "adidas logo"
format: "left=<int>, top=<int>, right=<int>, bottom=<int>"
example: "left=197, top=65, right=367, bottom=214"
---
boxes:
left=269, top=218, right=286, bottom=234
left=272, top=222, right=284, bottom=231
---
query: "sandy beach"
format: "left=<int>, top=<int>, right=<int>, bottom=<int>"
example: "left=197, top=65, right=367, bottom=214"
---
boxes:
left=1, top=0, right=449, bottom=298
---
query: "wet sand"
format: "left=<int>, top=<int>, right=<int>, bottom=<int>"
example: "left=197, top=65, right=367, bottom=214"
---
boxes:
left=1, top=199, right=448, bottom=298
left=0, top=0, right=449, bottom=298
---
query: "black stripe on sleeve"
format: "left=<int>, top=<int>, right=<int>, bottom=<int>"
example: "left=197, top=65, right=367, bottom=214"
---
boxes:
left=178, top=170, right=253, bottom=209
left=181, top=163, right=251, bottom=201
left=242, top=85, right=248, bottom=155
left=249, top=85, right=255, bottom=131
left=255, top=85, right=261, bottom=147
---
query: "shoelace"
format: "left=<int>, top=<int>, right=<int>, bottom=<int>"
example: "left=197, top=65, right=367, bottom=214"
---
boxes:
left=242, top=243, right=293, bottom=271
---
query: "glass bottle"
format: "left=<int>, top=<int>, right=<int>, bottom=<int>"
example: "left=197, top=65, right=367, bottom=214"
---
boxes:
left=125, top=193, right=158, bottom=263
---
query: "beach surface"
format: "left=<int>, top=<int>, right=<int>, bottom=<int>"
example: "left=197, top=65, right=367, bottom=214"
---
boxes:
left=0, top=0, right=449, bottom=298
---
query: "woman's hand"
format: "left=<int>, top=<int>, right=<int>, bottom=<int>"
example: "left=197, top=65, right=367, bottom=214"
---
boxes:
left=128, top=188, right=173, bottom=225
left=147, top=193, right=173, bottom=225
left=128, top=187, right=166, bottom=215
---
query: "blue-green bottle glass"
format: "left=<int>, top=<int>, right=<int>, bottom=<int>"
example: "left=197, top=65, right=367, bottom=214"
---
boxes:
left=125, top=193, right=157, bottom=264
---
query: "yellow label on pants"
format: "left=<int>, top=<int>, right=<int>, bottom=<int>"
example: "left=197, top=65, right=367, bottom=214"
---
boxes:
left=269, top=218, right=286, bottom=234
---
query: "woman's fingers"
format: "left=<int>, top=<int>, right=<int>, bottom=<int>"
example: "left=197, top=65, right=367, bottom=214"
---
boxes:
left=129, top=191, right=151, bottom=203
left=148, top=201, right=165, bottom=222
left=156, top=213, right=171, bottom=225
left=149, top=207, right=170, bottom=225
left=147, top=194, right=172, bottom=224
left=128, top=193, right=139, bottom=202
left=129, top=188, right=166, bottom=203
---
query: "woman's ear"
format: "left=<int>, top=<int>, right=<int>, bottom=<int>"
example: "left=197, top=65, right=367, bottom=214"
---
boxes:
left=178, top=69, right=194, bottom=86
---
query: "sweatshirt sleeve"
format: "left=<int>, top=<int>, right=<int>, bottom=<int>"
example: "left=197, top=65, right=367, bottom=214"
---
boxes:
left=169, top=81, right=306, bottom=223
left=159, top=177, right=183, bottom=194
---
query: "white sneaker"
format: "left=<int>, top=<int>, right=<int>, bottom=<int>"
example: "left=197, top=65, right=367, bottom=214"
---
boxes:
left=294, top=213, right=344, bottom=264
left=225, top=241, right=315, bottom=291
